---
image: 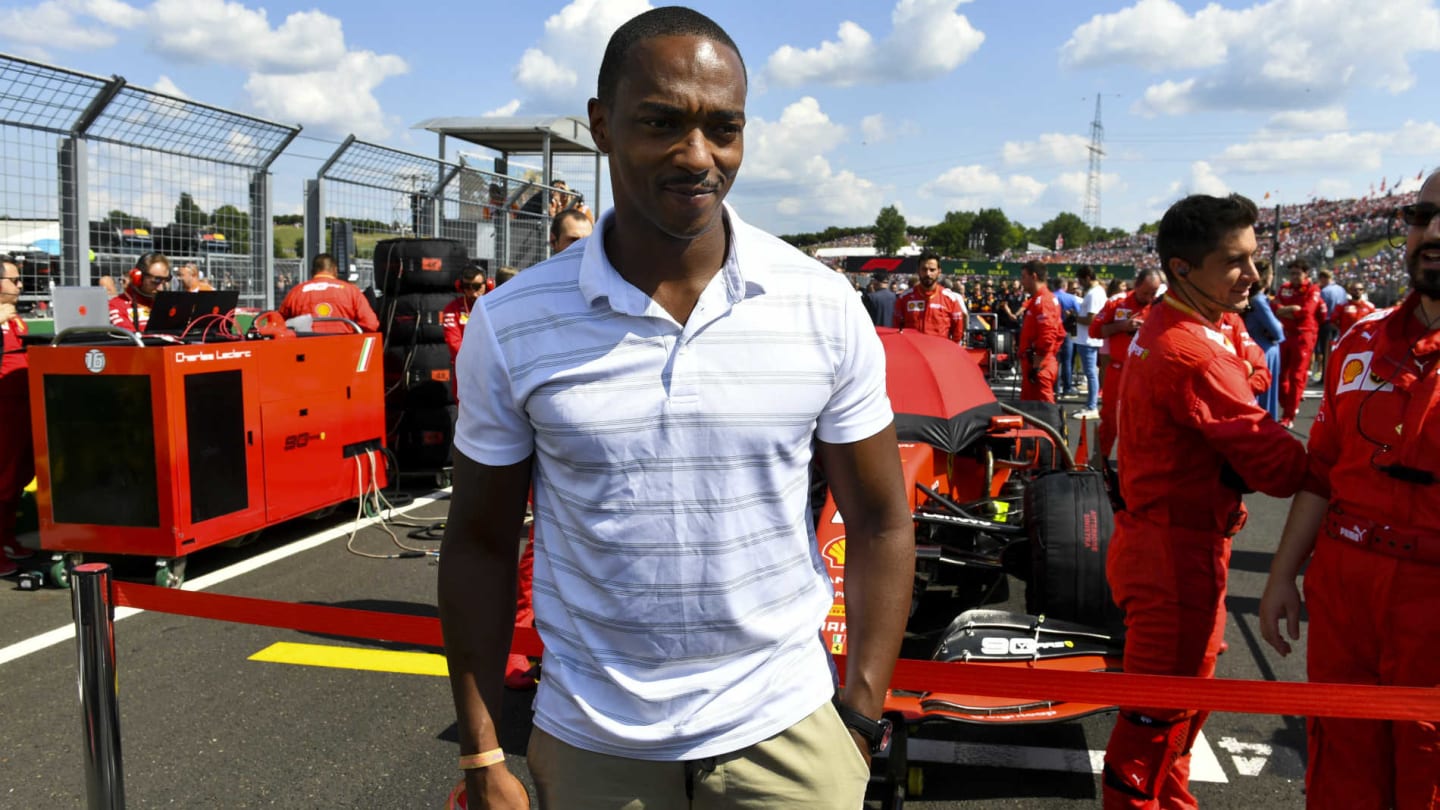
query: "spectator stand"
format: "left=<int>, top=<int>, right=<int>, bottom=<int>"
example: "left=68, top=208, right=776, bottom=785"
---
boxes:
left=0, top=53, right=298, bottom=311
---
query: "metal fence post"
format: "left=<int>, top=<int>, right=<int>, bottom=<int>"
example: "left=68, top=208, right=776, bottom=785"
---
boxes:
left=71, top=562, right=125, bottom=809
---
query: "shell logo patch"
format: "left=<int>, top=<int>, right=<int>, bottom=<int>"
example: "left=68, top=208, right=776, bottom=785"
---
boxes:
left=822, top=537, right=845, bottom=567
left=1341, top=357, right=1365, bottom=386
left=315, top=302, right=334, bottom=317
left=1335, top=351, right=1393, bottom=394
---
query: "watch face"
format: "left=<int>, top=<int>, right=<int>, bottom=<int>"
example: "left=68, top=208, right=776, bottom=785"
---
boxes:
left=873, top=718, right=894, bottom=755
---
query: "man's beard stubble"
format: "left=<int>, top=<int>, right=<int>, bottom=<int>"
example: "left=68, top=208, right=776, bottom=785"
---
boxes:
left=1408, top=239, right=1440, bottom=299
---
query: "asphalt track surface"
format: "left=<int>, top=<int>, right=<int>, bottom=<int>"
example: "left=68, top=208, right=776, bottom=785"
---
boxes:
left=0, top=391, right=1325, bottom=809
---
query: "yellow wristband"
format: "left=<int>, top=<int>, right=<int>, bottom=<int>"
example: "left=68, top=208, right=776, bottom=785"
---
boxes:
left=459, top=749, right=505, bottom=770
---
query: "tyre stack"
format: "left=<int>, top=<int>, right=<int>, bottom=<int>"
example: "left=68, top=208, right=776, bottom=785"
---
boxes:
left=375, top=238, right=469, bottom=476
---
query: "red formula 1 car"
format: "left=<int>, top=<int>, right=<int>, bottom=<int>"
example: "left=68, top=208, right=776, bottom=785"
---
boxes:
left=817, top=328, right=1122, bottom=808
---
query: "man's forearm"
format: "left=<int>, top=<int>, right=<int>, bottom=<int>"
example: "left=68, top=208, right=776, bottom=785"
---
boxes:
left=1270, top=490, right=1327, bottom=580
left=838, top=520, right=914, bottom=717
left=438, top=535, right=520, bottom=753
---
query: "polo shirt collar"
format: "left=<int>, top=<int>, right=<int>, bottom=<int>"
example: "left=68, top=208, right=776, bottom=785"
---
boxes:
left=577, top=203, right=753, bottom=317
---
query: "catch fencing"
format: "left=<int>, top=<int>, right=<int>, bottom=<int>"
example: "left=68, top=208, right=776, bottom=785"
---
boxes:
left=0, top=53, right=299, bottom=310
left=306, top=137, right=565, bottom=285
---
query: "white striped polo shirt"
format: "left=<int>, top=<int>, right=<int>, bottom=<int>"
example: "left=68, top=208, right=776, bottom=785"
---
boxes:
left=453, top=205, right=893, bottom=760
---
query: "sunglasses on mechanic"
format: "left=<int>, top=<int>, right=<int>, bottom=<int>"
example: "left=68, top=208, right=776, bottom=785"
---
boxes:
left=1399, top=202, right=1440, bottom=228
left=143, top=273, right=172, bottom=284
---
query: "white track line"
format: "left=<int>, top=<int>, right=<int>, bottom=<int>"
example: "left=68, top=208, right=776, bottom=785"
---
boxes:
left=0, top=492, right=448, bottom=667
left=900, top=729, right=1228, bottom=783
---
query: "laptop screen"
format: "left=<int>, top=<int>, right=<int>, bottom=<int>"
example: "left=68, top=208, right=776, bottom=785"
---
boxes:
left=145, top=290, right=239, bottom=335
left=51, top=287, right=111, bottom=333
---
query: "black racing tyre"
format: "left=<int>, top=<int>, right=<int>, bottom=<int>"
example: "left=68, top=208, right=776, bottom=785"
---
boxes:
left=384, top=342, right=456, bottom=408
left=389, top=404, right=457, bottom=474
left=374, top=238, right=468, bottom=296
left=383, top=292, right=453, bottom=346
left=1023, top=470, right=1122, bottom=630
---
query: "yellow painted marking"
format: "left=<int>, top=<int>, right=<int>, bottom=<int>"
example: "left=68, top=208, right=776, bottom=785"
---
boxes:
left=249, top=641, right=448, bottom=677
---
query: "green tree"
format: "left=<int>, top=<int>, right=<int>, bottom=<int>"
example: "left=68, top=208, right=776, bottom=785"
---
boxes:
left=211, top=204, right=251, bottom=253
left=873, top=205, right=907, bottom=255
left=1034, top=212, right=1092, bottom=251
left=102, top=209, right=152, bottom=232
left=971, top=208, right=1013, bottom=256
left=925, top=210, right=976, bottom=258
left=174, top=192, right=207, bottom=228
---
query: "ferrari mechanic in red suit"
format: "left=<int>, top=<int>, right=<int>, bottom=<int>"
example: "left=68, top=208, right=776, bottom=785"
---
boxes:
left=1090, top=269, right=1160, bottom=459
left=1017, top=260, right=1064, bottom=403
left=109, top=252, right=172, bottom=331
left=1274, top=259, right=1323, bottom=426
left=1103, top=194, right=1307, bottom=810
left=278, top=253, right=379, bottom=332
left=893, top=252, right=964, bottom=341
left=0, top=259, right=34, bottom=575
left=1261, top=173, right=1440, bottom=809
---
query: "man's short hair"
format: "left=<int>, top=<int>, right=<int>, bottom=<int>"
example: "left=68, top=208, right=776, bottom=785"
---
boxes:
left=1076, top=264, right=1095, bottom=282
left=312, top=253, right=338, bottom=275
left=1155, top=194, right=1259, bottom=276
left=550, top=208, right=591, bottom=243
left=1287, top=259, right=1310, bottom=274
left=917, top=251, right=940, bottom=266
left=1316, top=268, right=1333, bottom=281
left=1020, top=260, right=1046, bottom=279
left=461, top=261, right=486, bottom=282
left=597, top=7, right=745, bottom=108
left=1134, top=268, right=1159, bottom=286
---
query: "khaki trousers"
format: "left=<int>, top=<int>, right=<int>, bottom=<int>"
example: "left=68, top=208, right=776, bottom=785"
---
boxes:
left=528, top=702, right=870, bottom=809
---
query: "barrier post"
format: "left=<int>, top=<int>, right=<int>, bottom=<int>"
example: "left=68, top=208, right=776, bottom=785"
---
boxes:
left=71, top=563, right=126, bottom=809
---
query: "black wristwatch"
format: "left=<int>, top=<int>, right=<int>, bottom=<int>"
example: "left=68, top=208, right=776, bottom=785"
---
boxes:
left=833, top=696, right=892, bottom=755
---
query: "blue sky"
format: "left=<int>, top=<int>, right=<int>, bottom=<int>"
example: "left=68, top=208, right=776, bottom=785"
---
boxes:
left=4, top=0, right=1440, bottom=236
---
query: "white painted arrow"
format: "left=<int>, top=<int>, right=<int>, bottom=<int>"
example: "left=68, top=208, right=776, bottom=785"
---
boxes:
left=1217, top=736, right=1272, bottom=777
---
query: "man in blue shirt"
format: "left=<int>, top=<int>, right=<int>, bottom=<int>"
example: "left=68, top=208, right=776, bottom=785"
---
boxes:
left=1052, top=276, right=1080, bottom=398
left=1315, top=267, right=1348, bottom=384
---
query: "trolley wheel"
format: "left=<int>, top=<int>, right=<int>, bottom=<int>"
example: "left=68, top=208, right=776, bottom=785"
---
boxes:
left=435, top=470, right=453, bottom=488
left=907, top=766, right=924, bottom=797
left=154, top=557, right=187, bottom=588
left=362, top=494, right=382, bottom=518
left=48, top=555, right=74, bottom=589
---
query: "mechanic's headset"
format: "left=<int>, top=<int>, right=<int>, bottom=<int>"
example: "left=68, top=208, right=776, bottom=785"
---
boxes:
left=131, top=252, right=163, bottom=288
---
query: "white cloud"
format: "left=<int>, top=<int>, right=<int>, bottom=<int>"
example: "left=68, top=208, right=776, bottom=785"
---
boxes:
left=0, top=0, right=413, bottom=139
left=484, top=99, right=523, bottom=118
left=151, top=75, right=187, bottom=99
left=919, top=164, right=1046, bottom=210
left=1065, top=0, right=1440, bottom=116
left=764, top=0, right=984, bottom=87
left=1214, top=121, right=1440, bottom=175
left=0, top=0, right=137, bottom=56
left=861, top=114, right=887, bottom=144
left=1266, top=106, right=1348, bottom=133
left=1002, top=133, right=1092, bottom=167
left=245, top=50, right=408, bottom=139
left=1049, top=171, right=1125, bottom=207
left=148, top=0, right=347, bottom=74
left=511, top=0, right=653, bottom=112
left=730, top=97, right=884, bottom=230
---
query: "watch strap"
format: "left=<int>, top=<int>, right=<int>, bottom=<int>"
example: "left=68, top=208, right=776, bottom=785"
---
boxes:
left=832, top=697, right=883, bottom=747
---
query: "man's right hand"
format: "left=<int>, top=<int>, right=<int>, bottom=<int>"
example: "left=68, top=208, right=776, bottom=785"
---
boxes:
left=464, top=766, right=530, bottom=809
left=1258, top=575, right=1303, bottom=657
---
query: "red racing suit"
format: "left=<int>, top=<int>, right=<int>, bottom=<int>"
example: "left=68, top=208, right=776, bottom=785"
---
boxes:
left=1330, top=298, right=1376, bottom=337
left=278, top=276, right=380, bottom=332
left=108, top=286, right=154, bottom=331
left=1219, top=311, right=1270, bottom=396
left=1018, top=286, right=1064, bottom=402
left=0, top=315, right=33, bottom=557
left=1276, top=280, right=1322, bottom=420
left=440, top=296, right=471, bottom=364
left=1090, top=291, right=1154, bottom=456
left=893, top=285, right=965, bottom=342
left=1300, top=294, right=1440, bottom=808
left=1104, top=297, right=1307, bottom=810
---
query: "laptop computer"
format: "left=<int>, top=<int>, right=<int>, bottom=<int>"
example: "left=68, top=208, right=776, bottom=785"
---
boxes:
left=51, top=287, right=111, bottom=333
left=145, top=290, right=239, bottom=339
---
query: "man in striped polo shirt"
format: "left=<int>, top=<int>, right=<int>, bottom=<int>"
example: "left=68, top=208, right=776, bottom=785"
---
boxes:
left=439, top=8, right=913, bottom=809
